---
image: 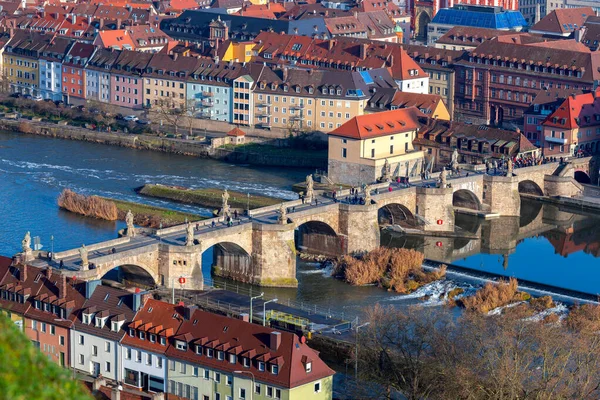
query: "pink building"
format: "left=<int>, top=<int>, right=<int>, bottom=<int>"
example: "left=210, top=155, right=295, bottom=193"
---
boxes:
left=110, top=51, right=152, bottom=109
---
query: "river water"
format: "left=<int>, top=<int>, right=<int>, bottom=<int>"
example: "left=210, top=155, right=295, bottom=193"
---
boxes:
left=1, top=131, right=599, bottom=319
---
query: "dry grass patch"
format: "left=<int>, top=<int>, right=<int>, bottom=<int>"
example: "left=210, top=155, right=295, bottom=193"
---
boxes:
left=58, top=189, right=118, bottom=220
left=529, top=295, right=555, bottom=312
left=459, top=278, right=519, bottom=314
left=565, top=304, right=600, bottom=332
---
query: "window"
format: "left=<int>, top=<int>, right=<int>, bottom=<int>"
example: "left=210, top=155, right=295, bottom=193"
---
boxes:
left=105, top=362, right=111, bottom=373
left=215, top=372, right=221, bottom=383
left=50, top=325, right=55, bottom=335
left=267, top=387, right=273, bottom=397
left=193, top=366, right=199, bottom=377
left=390, top=145, right=394, bottom=155
left=314, top=381, right=321, bottom=393
left=306, top=362, right=312, bottom=373
left=41, top=323, right=46, bottom=333
left=180, top=362, right=186, bottom=374
left=169, top=360, right=175, bottom=371
left=207, top=348, right=214, bottom=358
left=204, top=370, right=210, bottom=380
left=160, top=337, right=166, bottom=346
left=243, top=357, right=250, bottom=367
left=147, top=353, right=152, bottom=366
left=229, top=354, right=236, bottom=364
left=79, top=354, right=84, bottom=364
left=126, top=348, right=132, bottom=359
left=271, top=365, right=279, bottom=375
left=258, top=361, right=265, bottom=371
left=217, top=351, right=224, bottom=360
left=79, top=335, right=84, bottom=345
left=275, top=389, right=281, bottom=399
left=240, top=388, right=246, bottom=399
left=105, top=342, right=110, bottom=352
left=59, top=336, right=65, bottom=346
left=92, top=345, right=98, bottom=356
left=255, top=384, right=261, bottom=394
left=226, top=375, right=232, bottom=385
left=175, top=341, right=187, bottom=351
left=136, top=350, right=142, bottom=363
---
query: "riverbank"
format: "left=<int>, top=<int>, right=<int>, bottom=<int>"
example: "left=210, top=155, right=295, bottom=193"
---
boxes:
left=0, top=117, right=326, bottom=168
left=136, top=184, right=282, bottom=210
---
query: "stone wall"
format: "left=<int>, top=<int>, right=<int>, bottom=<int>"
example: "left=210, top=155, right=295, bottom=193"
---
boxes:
left=415, top=187, right=455, bottom=232
left=544, top=175, right=584, bottom=197
left=338, top=203, right=380, bottom=254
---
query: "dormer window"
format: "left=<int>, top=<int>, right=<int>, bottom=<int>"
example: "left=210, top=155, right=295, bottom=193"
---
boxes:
left=283, top=85, right=289, bottom=92
left=329, top=88, right=334, bottom=95
left=306, top=362, right=312, bottom=373
left=217, top=351, right=224, bottom=361
left=271, top=83, right=276, bottom=90
left=260, top=82, right=266, bottom=89
left=258, top=361, right=265, bottom=371
left=196, top=345, right=202, bottom=355
left=129, top=328, right=135, bottom=337
left=83, top=313, right=91, bottom=324
left=207, top=348, right=214, bottom=358
left=271, top=365, right=279, bottom=375
left=295, top=86, right=300, bottom=93
left=111, top=321, right=119, bottom=332
left=150, top=334, right=156, bottom=343
left=229, top=354, right=236, bottom=364
left=243, top=357, right=250, bottom=367
left=336, top=89, right=342, bottom=95
left=175, top=340, right=187, bottom=351
left=139, top=331, right=145, bottom=340
left=308, top=87, right=314, bottom=94
left=160, top=336, right=166, bottom=346
left=322, top=87, right=327, bottom=94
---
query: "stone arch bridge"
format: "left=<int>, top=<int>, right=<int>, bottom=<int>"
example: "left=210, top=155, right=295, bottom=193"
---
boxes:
left=27, top=158, right=595, bottom=288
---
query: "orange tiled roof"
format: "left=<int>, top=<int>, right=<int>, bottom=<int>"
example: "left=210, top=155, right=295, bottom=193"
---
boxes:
left=329, top=107, right=425, bottom=140
left=227, top=127, right=245, bottom=137
left=97, top=29, right=136, bottom=50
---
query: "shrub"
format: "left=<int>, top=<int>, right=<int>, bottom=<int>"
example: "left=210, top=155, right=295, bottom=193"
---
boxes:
left=448, top=287, right=464, bottom=299
left=529, top=295, right=555, bottom=312
left=566, top=304, right=600, bottom=333
left=543, top=313, right=560, bottom=324
left=459, top=278, right=519, bottom=314
left=58, top=189, right=118, bottom=220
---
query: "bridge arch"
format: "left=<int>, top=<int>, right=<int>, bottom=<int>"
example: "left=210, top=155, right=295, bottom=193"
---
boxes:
left=99, top=263, right=158, bottom=289
left=452, top=189, right=481, bottom=211
left=295, top=220, right=344, bottom=257
left=378, top=203, right=417, bottom=227
left=574, top=170, right=591, bottom=184
left=203, top=241, right=252, bottom=282
left=518, top=180, right=544, bottom=196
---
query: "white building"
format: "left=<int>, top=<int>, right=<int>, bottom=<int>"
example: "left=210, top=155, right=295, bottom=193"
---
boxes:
left=71, top=285, right=138, bottom=382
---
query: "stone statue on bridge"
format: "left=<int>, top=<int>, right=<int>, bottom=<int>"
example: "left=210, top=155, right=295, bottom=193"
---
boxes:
left=125, top=210, right=136, bottom=237
left=439, top=168, right=448, bottom=188
left=79, top=244, right=89, bottom=270
left=382, top=159, right=391, bottom=182
left=278, top=203, right=288, bottom=224
left=305, top=174, right=314, bottom=203
left=21, top=231, right=31, bottom=253
left=221, top=189, right=231, bottom=218
left=364, top=185, right=372, bottom=204
left=506, top=158, right=514, bottom=177
left=185, top=221, right=195, bottom=246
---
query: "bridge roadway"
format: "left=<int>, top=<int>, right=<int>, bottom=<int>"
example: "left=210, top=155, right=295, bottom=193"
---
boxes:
left=36, top=169, right=482, bottom=273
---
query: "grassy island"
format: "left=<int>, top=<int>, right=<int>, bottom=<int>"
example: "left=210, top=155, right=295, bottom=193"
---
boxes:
left=136, top=184, right=281, bottom=210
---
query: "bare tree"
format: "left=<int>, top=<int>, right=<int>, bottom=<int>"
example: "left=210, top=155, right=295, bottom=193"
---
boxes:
left=148, top=98, right=196, bottom=136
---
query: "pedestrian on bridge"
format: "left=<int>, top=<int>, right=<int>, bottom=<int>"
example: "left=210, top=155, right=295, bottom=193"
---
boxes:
left=59, top=260, right=64, bottom=268
left=211, top=220, right=216, bottom=228
left=234, top=210, right=238, bottom=220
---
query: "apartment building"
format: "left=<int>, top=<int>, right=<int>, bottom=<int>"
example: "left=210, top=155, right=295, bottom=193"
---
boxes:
left=454, top=34, right=600, bottom=126
left=328, top=107, right=427, bottom=185
left=85, top=48, right=120, bottom=103
left=62, top=42, right=96, bottom=100
left=186, top=61, right=247, bottom=122
left=110, top=50, right=152, bottom=109
left=142, top=53, right=199, bottom=109
left=3, top=31, right=46, bottom=95
left=38, top=37, right=72, bottom=101
left=72, top=285, right=138, bottom=381
left=165, top=308, right=335, bottom=400
left=540, top=89, right=600, bottom=157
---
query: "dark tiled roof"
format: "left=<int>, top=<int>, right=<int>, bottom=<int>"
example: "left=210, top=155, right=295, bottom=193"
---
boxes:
left=64, top=42, right=96, bottom=67
left=531, top=7, right=594, bottom=35
left=86, top=47, right=121, bottom=71
left=436, top=26, right=516, bottom=46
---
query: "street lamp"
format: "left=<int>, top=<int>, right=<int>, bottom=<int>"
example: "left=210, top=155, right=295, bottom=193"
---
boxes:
left=247, top=193, right=250, bottom=215
left=50, top=235, right=54, bottom=258
left=233, top=370, right=255, bottom=400
left=262, top=298, right=278, bottom=326
left=249, top=292, right=264, bottom=324
left=354, top=322, right=370, bottom=380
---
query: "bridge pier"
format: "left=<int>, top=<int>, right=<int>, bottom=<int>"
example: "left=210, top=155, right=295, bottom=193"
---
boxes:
left=483, top=175, right=520, bottom=216
left=416, top=187, right=455, bottom=232
left=159, top=244, right=204, bottom=290
left=251, top=223, right=297, bottom=287
left=338, top=203, right=380, bottom=254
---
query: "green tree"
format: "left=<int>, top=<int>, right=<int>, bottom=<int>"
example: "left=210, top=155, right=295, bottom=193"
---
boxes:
left=0, top=313, right=92, bottom=400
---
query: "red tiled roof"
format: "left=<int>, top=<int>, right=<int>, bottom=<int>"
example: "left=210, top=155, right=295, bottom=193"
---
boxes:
left=329, top=107, right=425, bottom=140
left=165, top=307, right=335, bottom=389
left=531, top=7, right=595, bottom=35
left=227, top=127, right=245, bottom=137
left=96, top=29, right=136, bottom=50
left=391, top=91, right=444, bottom=114
left=543, top=89, right=600, bottom=129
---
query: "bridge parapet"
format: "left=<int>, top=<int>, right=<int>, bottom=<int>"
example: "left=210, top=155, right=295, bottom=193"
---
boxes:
left=54, top=236, right=131, bottom=259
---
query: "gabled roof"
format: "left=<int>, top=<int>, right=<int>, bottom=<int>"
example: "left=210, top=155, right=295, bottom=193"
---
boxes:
left=96, top=29, right=136, bottom=50
left=165, top=307, right=335, bottom=389
left=329, top=107, right=425, bottom=140
left=543, top=89, right=600, bottom=129
left=531, top=7, right=594, bottom=36
left=437, top=26, right=516, bottom=46
left=391, top=91, right=444, bottom=115
left=64, top=42, right=95, bottom=67
left=227, top=127, right=245, bottom=136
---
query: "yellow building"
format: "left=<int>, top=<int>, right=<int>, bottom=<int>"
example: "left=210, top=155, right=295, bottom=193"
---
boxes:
left=3, top=31, right=48, bottom=96
left=328, top=107, right=426, bottom=185
left=143, top=53, right=200, bottom=109
left=250, top=66, right=369, bottom=132
left=220, top=41, right=255, bottom=63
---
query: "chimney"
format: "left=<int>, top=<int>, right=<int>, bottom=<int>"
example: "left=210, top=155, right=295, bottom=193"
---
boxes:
left=183, top=305, right=197, bottom=320
left=269, top=331, right=281, bottom=351
left=173, top=52, right=178, bottom=61
left=239, top=313, right=249, bottom=322
left=111, top=387, right=121, bottom=400
left=100, top=18, right=105, bottom=29
left=571, top=93, right=576, bottom=100
left=328, top=39, right=336, bottom=50
left=46, top=266, right=52, bottom=280
left=20, top=264, right=27, bottom=282
left=360, top=43, right=368, bottom=60
left=267, top=2, right=270, bottom=9
left=282, top=67, right=288, bottom=81
left=57, top=274, right=67, bottom=299
left=72, top=13, right=76, bottom=24
left=117, top=18, right=122, bottom=28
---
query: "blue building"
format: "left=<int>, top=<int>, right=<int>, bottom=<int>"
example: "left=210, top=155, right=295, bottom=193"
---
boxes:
left=427, top=5, right=527, bottom=45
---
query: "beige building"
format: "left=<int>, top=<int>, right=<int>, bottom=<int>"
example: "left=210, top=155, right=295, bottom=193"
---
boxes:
left=142, top=54, right=200, bottom=109
left=328, top=107, right=427, bottom=185
left=248, top=65, right=371, bottom=132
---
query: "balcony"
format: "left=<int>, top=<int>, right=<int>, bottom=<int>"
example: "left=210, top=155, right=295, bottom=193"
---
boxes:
left=256, top=102, right=270, bottom=108
left=200, top=91, right=213, bottom=97
left=198, top=99, right=213, bottom=107
left=545, top=136, right=567, bottom=145
left=290, top=104, right=305, bottom=110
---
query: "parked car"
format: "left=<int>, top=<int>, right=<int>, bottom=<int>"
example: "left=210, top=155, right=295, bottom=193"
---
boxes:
left=32, top=95, right=43, bottom=101
left=123, top=115, right=139, bottom=122
left=9, top=93, right=21, bottom=98
left=23, top=94, right=32, bottom=100
left=137, top=119, right=150, bottom=125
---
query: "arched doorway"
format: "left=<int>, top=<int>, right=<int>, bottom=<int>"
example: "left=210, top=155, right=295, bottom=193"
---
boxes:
left=202, top=242, right=251, bottom=283
left=416, top=11, right=431, bottom=41
left=518, top=180, right=544, bottom=196
left=101, top=264, right=156, bottom=289
left=575, top=170, right=591, bottom=184
left=452, top=189, right=481, bottom=210
left=378, top=203, right=417, bottom=228
left=295, top=221, right=344, bottom=257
